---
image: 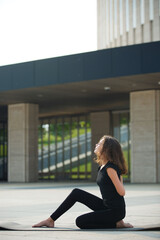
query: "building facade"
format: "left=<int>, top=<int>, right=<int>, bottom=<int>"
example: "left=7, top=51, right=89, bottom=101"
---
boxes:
left=0, top=1, right=160, bottom=183
left=97, top=0, right=160, bottom=49
left=97, top=0, right=160, bottom=183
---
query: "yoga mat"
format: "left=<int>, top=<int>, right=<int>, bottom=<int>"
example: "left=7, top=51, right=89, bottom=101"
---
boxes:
left=0, top=222, right=160, bottom=231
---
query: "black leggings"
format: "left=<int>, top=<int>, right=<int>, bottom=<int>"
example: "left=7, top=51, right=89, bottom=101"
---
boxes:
left=50, top=188, right=125, bottom=229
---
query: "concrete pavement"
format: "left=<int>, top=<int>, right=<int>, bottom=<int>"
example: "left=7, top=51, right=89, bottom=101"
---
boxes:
left=0, top=181, right=160, bottom=240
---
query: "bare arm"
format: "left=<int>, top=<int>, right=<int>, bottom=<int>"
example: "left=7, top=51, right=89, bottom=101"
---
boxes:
left=120, top=175, right=123, bottom=183
left=107, top=168, right=125, bottom=196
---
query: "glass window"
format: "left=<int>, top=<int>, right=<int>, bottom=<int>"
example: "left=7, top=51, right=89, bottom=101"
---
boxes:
left=112, top=111, right=130, bottom=181
left=0, top=122, right=7, bottom=180
left=38, top=114, right=91, bottom=180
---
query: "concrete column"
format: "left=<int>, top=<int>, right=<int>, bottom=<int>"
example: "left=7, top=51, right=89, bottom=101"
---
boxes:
left=135, top=0, right=142, bottom=44
left=90, top=111, right=111, bottom=181
left=106, top=0, right=110, bottom=48
left=108, top=0, right=112, bottom=47
left=122, top=0, right=127, bottom=46
left=130, top=90, right=160, bottom=183
left=112, top=0, right=115, bottom=47
left=128, top=0, right=134, bottom=44
left=153, top=0, right=160, bottom=41
left=102, top=0, right=107, bottom=48
left=144, top=0, right=150, bottom=42
left=97, top=0, right=106, bottom=50
left=116, top=0, right=120, bottom=46
left=97, top=0, right=102, bottom=49
left=8, top=103, right=39, bottom=182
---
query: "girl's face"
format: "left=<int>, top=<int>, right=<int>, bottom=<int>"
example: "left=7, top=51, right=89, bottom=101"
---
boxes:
left=94, top=138, right=105, bottom=156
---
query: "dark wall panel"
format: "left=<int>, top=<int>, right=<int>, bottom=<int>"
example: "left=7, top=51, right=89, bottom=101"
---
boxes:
left=84, top=49, right=112, bottom=80
left=35, top=58, right=58, bottom=86
left=59, top=54, right=83, bottom=83
left=112, top=45, right=141, bottom=76
left=142, top=41, right=160, bottom=73
left=0, top=66, right=12, bottom=91
left=0, top=41, right=160, bottom=92
left=12, top=62, right=34, bottom=89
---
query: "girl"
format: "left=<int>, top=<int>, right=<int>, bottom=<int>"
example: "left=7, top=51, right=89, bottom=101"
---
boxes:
left=33, top=135, right=133, bottom=229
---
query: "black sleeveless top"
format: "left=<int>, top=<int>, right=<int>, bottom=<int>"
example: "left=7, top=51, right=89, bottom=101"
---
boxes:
left=96, top=162, right=125, bottom=209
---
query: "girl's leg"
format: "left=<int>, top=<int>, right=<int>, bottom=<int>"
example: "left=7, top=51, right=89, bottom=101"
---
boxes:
left=50, top=188, right=105, bottom=221
left=33, top=188, right=104, bottom=227
left=76, top=208, right=133, bottom=229
left=76, top=209, right=117, bottom=229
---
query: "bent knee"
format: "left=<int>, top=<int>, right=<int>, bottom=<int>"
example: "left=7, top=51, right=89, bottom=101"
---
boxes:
left=76, top=216, right=84, bottom=229
left=71, top=188, right=80, bottom=193
left=71, top=188, right=82, bottom=197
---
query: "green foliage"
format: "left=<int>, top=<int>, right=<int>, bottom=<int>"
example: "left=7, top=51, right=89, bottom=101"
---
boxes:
left=66, top=161, right=91, bottom=173
left=38, top=121, right=91, bottom=145
left=0, top=144, right=7, bottom=157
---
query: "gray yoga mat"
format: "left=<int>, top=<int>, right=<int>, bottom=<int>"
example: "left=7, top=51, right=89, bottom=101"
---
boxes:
left=0, top=222, right=160, bottom=231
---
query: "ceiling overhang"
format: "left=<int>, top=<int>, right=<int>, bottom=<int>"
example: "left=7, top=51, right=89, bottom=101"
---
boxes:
left=0, top=41, right=160, bottom=116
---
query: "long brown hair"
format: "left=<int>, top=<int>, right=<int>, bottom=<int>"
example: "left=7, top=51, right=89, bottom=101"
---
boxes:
left=95, top=135, right=128, bottom=175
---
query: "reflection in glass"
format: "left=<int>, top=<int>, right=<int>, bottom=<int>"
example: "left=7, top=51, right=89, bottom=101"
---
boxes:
left=113, top=111, right=130, bottom=181
left=38, top=114, right=91, bottom=180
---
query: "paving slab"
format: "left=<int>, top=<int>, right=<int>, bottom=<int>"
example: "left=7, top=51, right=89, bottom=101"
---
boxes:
left=0, top=182, right=160, bottom=240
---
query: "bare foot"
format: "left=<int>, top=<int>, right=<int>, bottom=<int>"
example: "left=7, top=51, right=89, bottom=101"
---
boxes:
left=116, top=220, right=133, bottom=228
left=32, top=217, right=54, bottom=228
